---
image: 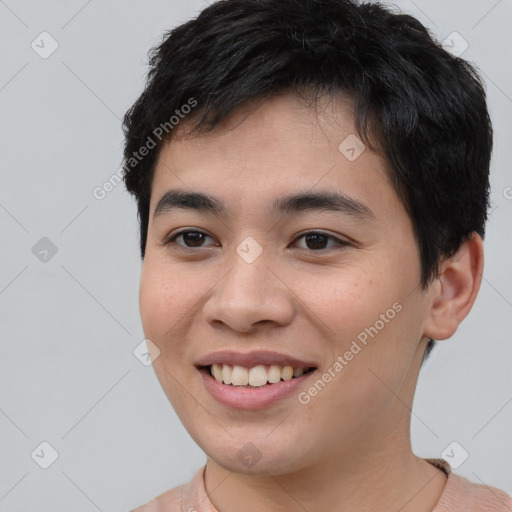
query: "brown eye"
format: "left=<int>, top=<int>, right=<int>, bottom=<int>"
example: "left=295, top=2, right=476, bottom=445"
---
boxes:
left=180, top=232, right=206, bottom=247
left=304, top=233, right=329, bottom=250
left=165, top=230, right=215, bottom=248
left=293, top=231, right=348, bottom=251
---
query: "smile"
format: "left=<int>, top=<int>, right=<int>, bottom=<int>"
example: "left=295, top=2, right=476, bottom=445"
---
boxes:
left=195, top=351, right=318, bottom=409
left=207, top=363, right=316, bottom=387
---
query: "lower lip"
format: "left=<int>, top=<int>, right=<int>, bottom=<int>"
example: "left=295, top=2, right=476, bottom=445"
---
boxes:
left=198, top=367, right=316, bottom=410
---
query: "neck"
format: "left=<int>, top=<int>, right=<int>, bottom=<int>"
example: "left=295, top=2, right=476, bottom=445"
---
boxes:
left=204, top=431, right=447, bottom=512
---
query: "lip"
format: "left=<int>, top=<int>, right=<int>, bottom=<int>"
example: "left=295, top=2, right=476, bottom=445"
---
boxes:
left=195, top=350, right=317, bottom=369
left=198, top=366, right=317, bottom=410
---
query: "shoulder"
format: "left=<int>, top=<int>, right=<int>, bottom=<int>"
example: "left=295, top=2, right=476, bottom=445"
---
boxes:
left=425, top=459, right=512, bottom=512
left=432, top=463, right=512, bottom=511
left=129, top=483, right=184, bottom=512
left=450, top=472, right=512, bottom=511
left=129, top=465, right=208, bottom=512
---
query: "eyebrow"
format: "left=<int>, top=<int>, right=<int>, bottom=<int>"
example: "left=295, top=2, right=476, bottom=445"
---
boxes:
left=153, top=189, right=375, bottom=221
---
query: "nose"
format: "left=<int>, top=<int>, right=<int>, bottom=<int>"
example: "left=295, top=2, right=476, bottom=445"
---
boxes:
left=202, top=251, right=296, bottom=333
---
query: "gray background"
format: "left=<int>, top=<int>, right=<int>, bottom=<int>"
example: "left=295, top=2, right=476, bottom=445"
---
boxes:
left=0, top=1, right=510, bottom=510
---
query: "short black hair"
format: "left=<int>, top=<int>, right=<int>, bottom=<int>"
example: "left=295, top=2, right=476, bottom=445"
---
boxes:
left=122, top=0, right=493, bottom=359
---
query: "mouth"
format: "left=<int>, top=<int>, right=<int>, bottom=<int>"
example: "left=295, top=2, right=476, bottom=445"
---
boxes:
left=195, top=352, right=319, bottom=409
left=195, top=350, right=319, bottom=409
left=199, top=363, right=317, bottom=387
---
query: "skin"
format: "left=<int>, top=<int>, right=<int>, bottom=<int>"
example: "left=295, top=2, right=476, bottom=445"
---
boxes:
left=138, top=92, right=483, bottom=512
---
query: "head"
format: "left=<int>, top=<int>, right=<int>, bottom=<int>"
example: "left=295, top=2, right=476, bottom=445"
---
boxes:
left=123, top=0, right=491, bottom=475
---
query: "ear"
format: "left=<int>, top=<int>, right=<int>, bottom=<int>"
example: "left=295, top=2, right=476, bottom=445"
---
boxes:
left=423, top=232, right=484, bottom=341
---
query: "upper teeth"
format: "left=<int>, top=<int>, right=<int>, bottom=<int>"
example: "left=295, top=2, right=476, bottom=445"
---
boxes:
left=210, top=363, right=306, bottom=387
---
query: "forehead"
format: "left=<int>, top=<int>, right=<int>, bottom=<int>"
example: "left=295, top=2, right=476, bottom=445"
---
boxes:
left=150, top=92, right=397, bottom=221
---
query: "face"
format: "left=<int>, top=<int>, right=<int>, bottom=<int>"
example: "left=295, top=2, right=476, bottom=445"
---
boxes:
left=139, top=92, right=433, bottom=476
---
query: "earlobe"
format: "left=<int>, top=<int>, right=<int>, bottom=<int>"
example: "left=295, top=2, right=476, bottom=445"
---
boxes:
left=423, top=233, right=484, bottom=341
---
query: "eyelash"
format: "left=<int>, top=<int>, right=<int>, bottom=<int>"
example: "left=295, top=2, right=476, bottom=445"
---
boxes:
left=163, top=229, right=349, bottom=253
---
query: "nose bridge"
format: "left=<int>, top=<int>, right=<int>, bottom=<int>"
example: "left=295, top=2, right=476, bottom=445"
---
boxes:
left=230, top=244, right=272, bottom=298
left=203, top=240, right=295, bottom=331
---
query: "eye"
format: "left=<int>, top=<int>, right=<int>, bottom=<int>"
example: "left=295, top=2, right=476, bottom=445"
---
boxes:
left=164, top=229, right=217, bottom=249
left=164, top=229, right=348, bottom=253
left=291, top=231, right=348, bottom=251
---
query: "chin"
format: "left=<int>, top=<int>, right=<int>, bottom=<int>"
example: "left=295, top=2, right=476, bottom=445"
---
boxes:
left=213, top=451, right=305, bottom=476
left=199, top=433, right=313, bottom=476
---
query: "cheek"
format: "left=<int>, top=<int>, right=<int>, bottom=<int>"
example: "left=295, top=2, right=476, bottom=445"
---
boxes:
left=138, top=260, right=197, bottom=350
left=294, top=259, right=422, bottom=396
left=138, top=260, right=201, bottom=417
left=139, top=267, right=170, bottom=339
left=298, top=264, right=391, bottom=346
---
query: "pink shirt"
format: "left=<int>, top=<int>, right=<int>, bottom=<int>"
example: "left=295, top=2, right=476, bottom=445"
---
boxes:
left=132, top=458, right=512, bottom=512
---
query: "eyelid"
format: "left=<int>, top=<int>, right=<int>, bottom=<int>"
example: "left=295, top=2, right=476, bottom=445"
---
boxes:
left=292, top=229, right=348, bottom=242
left=291, top=230, right=350, bottom=251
